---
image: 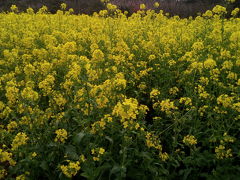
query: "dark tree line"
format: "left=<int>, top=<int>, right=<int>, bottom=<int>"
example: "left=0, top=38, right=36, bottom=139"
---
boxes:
left=0, top=0, right=104, bottom=14
left=0, top=0, right=239, bottom=17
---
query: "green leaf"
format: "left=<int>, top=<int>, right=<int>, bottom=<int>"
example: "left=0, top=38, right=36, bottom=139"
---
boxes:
left=80, top=172, right=90, bottom=179
left=40, top=161, right=49, bottom=171
left=65, top=145, right=79, bottom=160
left=109, top=164, right=126, bottom=178
left=73, top=132, right=85, bottom=145
left=139, top=151, right=152, bottom=160
left=110, top=165, right=121, bottom=175
left=183, top=168, right=193, bottom=180
left=105, top=136, right=113, bottom=144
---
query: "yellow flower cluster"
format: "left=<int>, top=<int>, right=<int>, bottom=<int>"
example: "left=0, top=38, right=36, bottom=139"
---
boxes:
left=0, top=3, right=239, bottom=178
left=0, top=149, right=16, bottom=166
left=54, top=129, right=68, bottom=143
left=169, top=87, right=179, bottom=95
left=198, top=105, right=209, bottom=116
left=38, top=75, right=55, bottom=95
left=91, top=147, right=105, bottom=161
left=214, top=132, right=234, bottom=159
left=112, top=98, right=139, bottom=121
left=150, top=89, right=160, bottom=100
left=159, top=152, right=169, bottom=162
left=231, top=8, right=239, bottom=16
left=21, top=87, right=39, bottom=102
left=106, top=3, right=117, bottom=11
left=145, top=132, right=168, bottom=161
left=217, top=94, right=233, bottom=108
left=112, top=98, right=148, bottom=129
left=11, top=132, right=29, bottom=150
left=90, top=114, right=113, bottom=134
left=183, top=135, right=197, bottom=146
left=31, top=152, right=37, bottom=158
left=140, top=4, right=146, bottom=10
left=7, top=121, right=18, bottom=132
left=60, top=161, right=81, bottom=178
left=60, top=3, right=67, bottom=10
left=154, top=2, right=160, bottom=8
left=146, top=132, right=162, bottom=150
left=5, top=81, right=19, bottom=105
left=16, top=172, right=30, bottom=180
left=215, top=145, right=232, bottom=159
left=159, top=99, right=178, bottom=115
left=222, top=132, right=235, bottom=143
left=212, top=5, right=227, bottom=15
left=179, top=97, right=192, bottom=106
left=204, top=58, right=217, bottom=69
left=0, top=169, right=7, bottom=179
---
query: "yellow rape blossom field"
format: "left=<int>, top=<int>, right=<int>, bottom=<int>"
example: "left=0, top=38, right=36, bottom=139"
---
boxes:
left=0, top=3, right=240, bottom=179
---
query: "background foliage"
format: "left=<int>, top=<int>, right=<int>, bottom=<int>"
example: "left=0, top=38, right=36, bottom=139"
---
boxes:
left=0, top=0, right=239, bottom=17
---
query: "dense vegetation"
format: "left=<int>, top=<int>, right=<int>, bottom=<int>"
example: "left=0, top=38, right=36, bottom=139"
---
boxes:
left=0, top=2, right=240, bottom=180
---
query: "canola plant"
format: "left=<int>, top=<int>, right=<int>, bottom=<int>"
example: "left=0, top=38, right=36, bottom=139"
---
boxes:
left=0, top=3, right=240, bottom=179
